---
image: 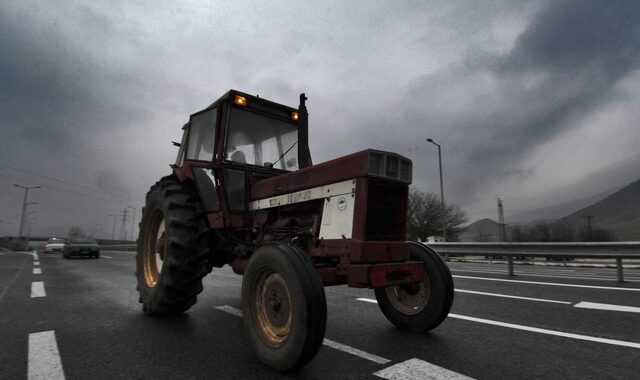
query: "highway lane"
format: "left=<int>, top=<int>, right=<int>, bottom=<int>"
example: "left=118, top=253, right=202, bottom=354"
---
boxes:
left=1, top=250, right=639, bottom=379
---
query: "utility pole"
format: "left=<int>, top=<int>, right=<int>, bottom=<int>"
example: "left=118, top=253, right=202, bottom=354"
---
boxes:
left=109, top=214, right=117, bottom=241
left=14, top=184, right=40, bottom=237
left=497, top=197, right=506, bottom=242
left=119, top=208, right=129, bottom=241
left=582, top=215, right=594, bottom=241
left=426, top=138, right=446, bottom=241
left=27, top=216, right=37, bottom=239
left=126, top=206, right=136, bottom=242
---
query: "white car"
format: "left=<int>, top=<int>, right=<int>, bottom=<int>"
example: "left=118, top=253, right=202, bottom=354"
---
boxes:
left=43, top=238, right=67, bottom=254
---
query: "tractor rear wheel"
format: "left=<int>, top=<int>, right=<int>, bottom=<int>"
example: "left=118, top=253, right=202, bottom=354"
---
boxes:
left=374, top=242, right=454, bottom=332
left=135, top=175, right=209, bottom=315
left=242, top=244, right=327, bottom=371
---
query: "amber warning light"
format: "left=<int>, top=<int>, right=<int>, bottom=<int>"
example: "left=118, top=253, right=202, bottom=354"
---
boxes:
left=291, top=111, right=299, bottom=121
left=234, top=95, right=247, bottom=106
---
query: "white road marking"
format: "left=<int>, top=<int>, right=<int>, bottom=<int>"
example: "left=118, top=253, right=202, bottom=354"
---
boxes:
left=101, top=255, right=113, bottom=259
left=215, top=305, right=243, bottom=317
left=28, top=330, right=65, bottom=380
left=454, top=289, right=571, bottom=304
left=449, top=313, right=640, bottom=349
left=357, top=297, right=378, bottom=304
left=31, top=282, right=46, bottom=298
left=356, top=297, right=640, bottom=349
left=34, top=261, right=40, bottom=266
left=453, top=275, right=640, bottom=292
left=451, top=268, right=631, bottom=282
left=33, top=268, right=42, bottom=275
left=573, top=302, right=640, bottom=314
left=323, top=338, right=390, bottom=364
left=374, top=358, right=475, bottom=380
left=215, top=305, right=391, bottom=364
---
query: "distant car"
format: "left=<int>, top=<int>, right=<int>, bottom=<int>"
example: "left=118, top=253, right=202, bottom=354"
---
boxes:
left=63, top=237, right=100, bottom=259
left=43, top=238, right=67, bottom=254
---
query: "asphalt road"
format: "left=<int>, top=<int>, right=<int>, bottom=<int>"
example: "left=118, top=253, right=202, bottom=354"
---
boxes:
left=1, top=249, right=639, bottom=379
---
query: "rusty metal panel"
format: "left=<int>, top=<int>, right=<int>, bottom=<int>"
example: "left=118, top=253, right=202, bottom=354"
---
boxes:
left=368, top=262, right=425, bottom=288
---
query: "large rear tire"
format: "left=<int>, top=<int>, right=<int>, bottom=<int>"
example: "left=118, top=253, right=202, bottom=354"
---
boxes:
left=374, top=242, right=454, bottom=332
left=135, top=175, right=209, bottom=315
left=242, top=244, right=327, bottom=372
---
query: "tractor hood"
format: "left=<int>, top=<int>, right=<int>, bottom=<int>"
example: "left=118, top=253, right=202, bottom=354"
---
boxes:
left=250, top=149, right=412, bottom=201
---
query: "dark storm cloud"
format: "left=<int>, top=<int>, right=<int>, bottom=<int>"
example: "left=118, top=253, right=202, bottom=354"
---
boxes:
left=346, top=0, right=640, bottom=206
left=0, top=4, right=146, bottom=152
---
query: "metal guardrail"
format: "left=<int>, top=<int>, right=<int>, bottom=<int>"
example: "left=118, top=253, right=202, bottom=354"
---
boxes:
left=100, top=244, right=136, bottom=252
left=100, top=242, right=640, bottom=282
left=426, top=242, right=640, bottom=282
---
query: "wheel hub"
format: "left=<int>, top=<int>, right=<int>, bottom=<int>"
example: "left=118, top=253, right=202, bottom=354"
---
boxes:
left=385, top=277, right=431, bottom=316
left=256, top=272, right=292, bottom=346
left=143, top=210, right=165, bottom=288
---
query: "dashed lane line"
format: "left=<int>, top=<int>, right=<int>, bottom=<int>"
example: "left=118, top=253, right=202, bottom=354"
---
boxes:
left=31, top=282, right=46, bottom=298
left=215, top=305, right=242, bottom=317
left=449, top=313, right=640, bottom=349
left=101, top=255, right=113, bottom=259
left=453, top=275, right=640, bottom=291
left=28, top=330, right=65, bottom=380
left=574, top=302, right=640, bottom=314
left=454, top=289, right=571, bottom=304
left=323, top=339, right=390, bottom=365
left=33, top=268, right=42, bottom=275
left=215, top=304, right=475, bottom=378
left=215, top=305, right=391, bottom=364
left=374, top=358, right=475, bottom=380
left=356, top=298, right=640, bottom=350
left=34, top=261, right=40, bottom=266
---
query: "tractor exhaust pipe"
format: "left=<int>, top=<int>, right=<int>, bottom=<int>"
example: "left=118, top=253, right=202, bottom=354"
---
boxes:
left=297, top=93, right=313, bottom=168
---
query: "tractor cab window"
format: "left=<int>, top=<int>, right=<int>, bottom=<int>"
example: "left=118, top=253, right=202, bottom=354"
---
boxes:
left=186, top=108, right=217, bottom=162
left=225, top=108, right=299, bottom=171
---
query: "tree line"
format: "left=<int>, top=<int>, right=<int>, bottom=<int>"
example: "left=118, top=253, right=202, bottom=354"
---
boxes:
left=406, top=187, right=616, bottom=242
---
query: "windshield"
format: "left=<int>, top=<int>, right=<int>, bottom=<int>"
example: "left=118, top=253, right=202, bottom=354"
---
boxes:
left=225, top=108, right=299, bottom=171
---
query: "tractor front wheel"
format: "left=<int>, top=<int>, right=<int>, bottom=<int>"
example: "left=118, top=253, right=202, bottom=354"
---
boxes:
left=135, top=175, right=209, bottom=315
left=374, top=242, right=454, bottom=332
left=242, top=244, right=327, bottom=371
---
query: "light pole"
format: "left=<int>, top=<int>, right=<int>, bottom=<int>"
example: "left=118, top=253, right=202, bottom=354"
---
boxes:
left=14, top=184, right=40, bottom=238
left=126, top=206, right=136, bottom=242
left=109, top=214, right=117, bottom=241
left=426, top=139, right=446, bottom=242
left=27, top=213, right=37, bottom=239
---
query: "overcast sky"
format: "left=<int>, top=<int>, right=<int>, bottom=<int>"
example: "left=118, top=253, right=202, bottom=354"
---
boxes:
left=2, top=0, right=640, bottom=238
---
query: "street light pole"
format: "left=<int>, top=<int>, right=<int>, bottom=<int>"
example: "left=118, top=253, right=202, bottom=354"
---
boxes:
left=426, top=139, right=446, bottom=242
left=126, top=206, right=136, bottom=242
left=109, top=214, right=117, bottom=241
left=27, top=213, right=37, bottom=239
left=14, top=184, right=40, bottom=238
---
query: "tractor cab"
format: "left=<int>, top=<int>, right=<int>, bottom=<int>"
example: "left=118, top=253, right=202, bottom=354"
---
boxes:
left=173, top=90, right=312, bottom=225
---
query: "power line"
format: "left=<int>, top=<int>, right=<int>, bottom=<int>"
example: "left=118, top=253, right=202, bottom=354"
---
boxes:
left=1, top=173, right=134, bottom=206
left=0, top=165, right=135, bottom=202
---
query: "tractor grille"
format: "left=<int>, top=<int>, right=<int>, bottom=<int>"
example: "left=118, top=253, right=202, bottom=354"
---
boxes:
left=367, top=151, right=412, bottom=183
left=364, top=180, right=408, bottom=241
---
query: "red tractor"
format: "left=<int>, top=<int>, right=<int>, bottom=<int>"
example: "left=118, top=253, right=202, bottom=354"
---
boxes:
left=136, top=90, right=454, bottom=371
